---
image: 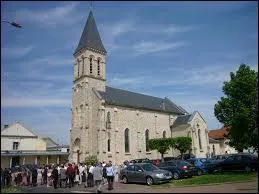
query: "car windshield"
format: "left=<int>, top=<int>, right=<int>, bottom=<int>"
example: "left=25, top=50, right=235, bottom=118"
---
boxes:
left=141, top=164, right=159, bottom=171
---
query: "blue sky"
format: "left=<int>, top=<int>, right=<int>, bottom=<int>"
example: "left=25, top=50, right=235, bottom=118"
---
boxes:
left=1, top=1, right=258, bottom=145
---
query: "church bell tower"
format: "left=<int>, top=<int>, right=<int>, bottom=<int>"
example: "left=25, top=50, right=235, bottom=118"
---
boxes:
left=70, top=10, right=107, bottom=163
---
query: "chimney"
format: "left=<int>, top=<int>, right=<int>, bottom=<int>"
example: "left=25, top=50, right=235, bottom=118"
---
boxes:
left=4, top=125, right=9, bottom=128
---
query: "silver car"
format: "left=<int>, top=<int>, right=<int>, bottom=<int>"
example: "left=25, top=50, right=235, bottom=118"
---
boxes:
left=120, top=163, right=172, bottom=186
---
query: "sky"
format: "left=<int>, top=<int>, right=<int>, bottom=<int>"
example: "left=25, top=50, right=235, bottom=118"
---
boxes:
left=1, top=1, right=258, bottom=145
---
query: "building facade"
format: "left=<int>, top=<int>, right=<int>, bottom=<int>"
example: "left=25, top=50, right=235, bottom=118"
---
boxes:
left=208, top=127, right=238, bottom=156
left=1, top=122, right=69, bottom=168
left=70, top=11, right=210, bottom=164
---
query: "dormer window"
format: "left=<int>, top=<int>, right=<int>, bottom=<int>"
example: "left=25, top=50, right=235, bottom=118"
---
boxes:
left=90, top=57, right=93, bottom=74
left=97, top=58, right=100, bottom=76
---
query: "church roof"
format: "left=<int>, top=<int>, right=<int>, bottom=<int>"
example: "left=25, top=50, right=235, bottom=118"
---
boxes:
left=97, top=86, right=185, bottom=114
left=74, top=11, right=106, bottom=55
left=171, top=114, right=192, bottom=127
left=171, top=111, right=206, bottom=128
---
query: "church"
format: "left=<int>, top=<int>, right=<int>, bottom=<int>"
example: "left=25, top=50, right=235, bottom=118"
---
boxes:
left=69, top=10, right=210, bottom=165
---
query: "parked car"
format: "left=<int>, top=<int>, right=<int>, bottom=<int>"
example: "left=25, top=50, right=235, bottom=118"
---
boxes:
left=120, top=163, right=172, bottom=186
left=157, top=160, right=195, bottom=180
left=217, top=153, right=258, bottom=172
left=212, top=154, right=230, bottom=163
left=130, top=158, right=151, bottom=164
left=176, top=154, right=196, bottom=160
left=164, top=157, right=177, bottom=161
left=186, top=158, right=218, bottom=175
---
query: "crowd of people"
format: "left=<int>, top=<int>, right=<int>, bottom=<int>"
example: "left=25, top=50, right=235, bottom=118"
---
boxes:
left=1, top=160, right=129, bottom=193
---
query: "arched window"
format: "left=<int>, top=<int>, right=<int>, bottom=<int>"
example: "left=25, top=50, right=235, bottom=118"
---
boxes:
left=124, top=128, right=130, bottom=153
left=198, top=129, right=202, bottom=150
left=82, top=56, right=84, bottom=75
left=97, top=58, right=100, bottom=76
left=212, top=144, right=215, bottom=155
left=170, top=128, right=173, bottom=137
left=108, top=139, right=111, bottom=152
left=187, top=131, right=191, bottom=137
left=163, top=131, right=166, bottom=138
left=90, top=57, right=93, bottom=74
left=145, top=129, right=150, bottom=152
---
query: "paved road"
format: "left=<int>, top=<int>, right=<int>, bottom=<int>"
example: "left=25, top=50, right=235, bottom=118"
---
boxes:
left=17, top=179, right=258, bottom=193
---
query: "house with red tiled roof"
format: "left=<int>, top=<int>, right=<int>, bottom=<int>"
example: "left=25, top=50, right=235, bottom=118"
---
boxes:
left=208, top=126, right=237, bottom=156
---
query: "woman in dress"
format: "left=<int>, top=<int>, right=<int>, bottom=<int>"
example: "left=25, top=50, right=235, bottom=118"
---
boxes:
left=37, top=166, right=43, bottom=185
left=47, top=166, right=53, bottom=187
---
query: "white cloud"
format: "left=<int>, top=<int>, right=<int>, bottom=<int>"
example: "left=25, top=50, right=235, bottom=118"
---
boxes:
left=15, top=2, right=80, bottom=26
left=2, top=46, right=34, bottom=58
left=133, top=41, right=185, bottom=56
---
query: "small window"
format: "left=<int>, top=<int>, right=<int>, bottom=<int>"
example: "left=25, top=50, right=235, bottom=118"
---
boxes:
left=125, top=128, right=130, bottom=153
left=97, top=58, right=100, bottom=76
left=13, top=142, right=19, bottom=150
left=108, top=139, right=111, bottom=152
left=90, top=57, right=93, bottom=74
left=82, top=57, right=84, bottom=75
left=145, top=129, right=150, bottom=152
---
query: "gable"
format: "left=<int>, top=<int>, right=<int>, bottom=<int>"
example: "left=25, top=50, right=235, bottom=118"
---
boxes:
left=1, top=123, right=37, bottom=137
left=42, top=137, right=59, bottom=147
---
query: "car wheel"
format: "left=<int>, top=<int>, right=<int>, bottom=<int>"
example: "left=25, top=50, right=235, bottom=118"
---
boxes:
left=146, top=176, right=154, bottom=186
left=173, top=172, right=180, bottom=180
left=197, top=170, right=202, bottom=176
left=245, top=166, right=252, bottom=173
left=122, top=176, right=128, bottom=184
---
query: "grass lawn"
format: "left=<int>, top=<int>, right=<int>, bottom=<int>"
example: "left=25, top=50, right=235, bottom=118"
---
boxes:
left=1, top=186, right=19, bottom=193
left=154, top=172, right=257, bottom=187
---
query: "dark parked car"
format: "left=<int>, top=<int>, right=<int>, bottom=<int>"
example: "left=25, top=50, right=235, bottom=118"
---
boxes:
left=217, top=153, right=258, bottom=172
left=130, top=158, right=151, bottom=164
left=157, top=160, right=195, bottom=180
left=187, top=158, right=219, bottom=175
left=164, top=157, right=178, bottom=161
left=120, top=163, right=172, bottom=186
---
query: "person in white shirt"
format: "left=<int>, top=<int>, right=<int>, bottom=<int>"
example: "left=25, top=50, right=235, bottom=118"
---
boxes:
left=78, top=164, right=85, bottom=185
left=88, top=164, right=94, bottom=187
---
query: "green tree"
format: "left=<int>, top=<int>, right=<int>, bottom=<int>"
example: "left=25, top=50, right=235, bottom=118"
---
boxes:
left=174, top=137, right=192, bottom=159
left=147, top=138, right=173, bottom=162
left=84, top=155, right=98, bottom=166
left=214, top=64, right=258, bottom=152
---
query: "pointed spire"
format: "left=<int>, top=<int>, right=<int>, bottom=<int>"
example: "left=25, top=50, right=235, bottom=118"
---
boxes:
left=74, top=11, right=106, bottom=55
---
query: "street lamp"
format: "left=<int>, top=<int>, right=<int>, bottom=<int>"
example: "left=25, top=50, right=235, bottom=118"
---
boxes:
left=2, top=20, right=22, bottom=28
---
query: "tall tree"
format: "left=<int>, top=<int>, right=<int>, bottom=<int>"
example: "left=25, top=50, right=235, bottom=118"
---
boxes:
left=214, top=64, right=258, bottom=152
left=147, top=138, right=173, bottom=162
left=174, top=137, right=192, bottom=159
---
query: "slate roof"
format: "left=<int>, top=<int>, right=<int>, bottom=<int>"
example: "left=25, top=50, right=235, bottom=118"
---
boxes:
left=209, top=138, right=221, bottom=144
left=171, top=114, right=192, bottom=128
left=97, top=86, right=185, bottom=115
left=74, top=11, right=106, bottom=55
